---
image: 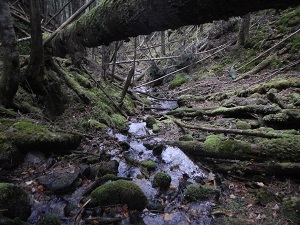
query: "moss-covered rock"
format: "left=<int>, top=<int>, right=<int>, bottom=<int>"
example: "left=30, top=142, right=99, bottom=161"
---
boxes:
left=169, top=75, right=186, bottom=89
left=38, top=215, right=61, bottom=225
left=184, top=184, right=218, bottom=201
left=95, top=160, right=119, bottom=177
left=141, top=160, right=157, bottom=171
left=3, top=120, right=82, bottom=152
left=90, top=180, right=147, bottom=211
left=152, top=172, right=171, bottom=189
left=0, top=183, right=31, bottom=220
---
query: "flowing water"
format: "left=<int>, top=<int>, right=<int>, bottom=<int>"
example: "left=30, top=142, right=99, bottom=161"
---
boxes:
left=27, top=99, right=213, bottom=225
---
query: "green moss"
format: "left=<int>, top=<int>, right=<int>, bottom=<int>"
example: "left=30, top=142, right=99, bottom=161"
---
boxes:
left=12, top=121, right=49, bottom=135
left=169, top=75, right=186, bottom=89
left=184, top=184, right=218, bottom=201
left=0, top=135, right=14, bottom=153
left=0, top=183, right=31, bottom=220
left=203, top=135, right=222, bottom=153
left=87, top=119, right=107, bottom=130
left=102, top=174, right=117, bottom=181
left=18, top=42, right=30, bottom=55
left=289, top=93, right=300, bottom=106
left=3, top=120, right=81, bottom=152
left=141, top=160, right=157, bottom=171
left=38, top=215, right=61, bottom=225
left=90, top=180, right=147, bottom=211
left=236, top=121, right=251, bottom=130
left=145, top=117, right=157, bottom=129
left=256, top=189, right=275, bottom=206
left=111, top=114, right=128, bottom=130
left=219, top=140, right=252, bottom=156
left=179, top=134, right=194, bottom=141
left=282, top=197, right=300, bottom=224
left=259, top=136, right=300, bottom=161
left=152, top=172, right=171, bottom=189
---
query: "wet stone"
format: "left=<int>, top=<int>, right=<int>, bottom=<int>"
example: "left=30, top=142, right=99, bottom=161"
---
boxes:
left=38, top=165, right=81, bottom=194
left=94, top=160, right=119, bottom=177
left=24, top=151, right=46, bottom=164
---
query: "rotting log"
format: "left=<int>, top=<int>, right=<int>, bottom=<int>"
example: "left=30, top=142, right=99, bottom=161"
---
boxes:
left=48, top=0, right=299, bottom=57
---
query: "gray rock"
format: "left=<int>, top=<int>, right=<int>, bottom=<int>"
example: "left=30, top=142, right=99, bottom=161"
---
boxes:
left=38, top=165, right=81, bottom=194
left=24, top=151, right=46, bottom=164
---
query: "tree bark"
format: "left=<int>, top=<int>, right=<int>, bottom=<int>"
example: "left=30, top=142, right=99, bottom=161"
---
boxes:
left=0, top=0, right=20, bottom=107
left=26, top=0, right=45, bottom=93
left=48, top=0, right=299, bottom=57
left=237, top=13, right=251, bottom=46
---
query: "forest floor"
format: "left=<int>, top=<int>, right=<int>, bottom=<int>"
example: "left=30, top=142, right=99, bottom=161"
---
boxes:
left=1, top=4, right=300, bottom=225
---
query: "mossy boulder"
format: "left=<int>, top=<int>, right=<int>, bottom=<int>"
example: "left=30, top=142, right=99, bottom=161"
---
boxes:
left=152, top=172, right=171, bottom=189
left=0, top=183, right=31, bottom=220
left=145, top=116, right=159, bottom=133
left=90, top=180, right=147, bottom=211
left=38, top=215, right=61, bottom=225
left=184, top=184, right=219, bottom=201
left=95, top=160, right=119, bottom=177
left=4, top=120, right=82, bottom=152
left=141, top=160, right=157, bottom=171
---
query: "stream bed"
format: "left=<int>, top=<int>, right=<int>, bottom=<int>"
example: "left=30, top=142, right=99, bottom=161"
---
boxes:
left=22, top=99, right=214, bottom=225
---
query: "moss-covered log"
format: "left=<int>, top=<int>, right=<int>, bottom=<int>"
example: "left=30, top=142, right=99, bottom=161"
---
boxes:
left=214, top=161, right=300, bottom=178
left=168, top=135, right=300, bottom=161
left=49, top=0, right=299, bottom=57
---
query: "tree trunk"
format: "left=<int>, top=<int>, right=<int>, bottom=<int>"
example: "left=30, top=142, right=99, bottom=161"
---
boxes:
left=0, top=0, right=20, bottom=107
left=238, top=13, right=251, bottom=46
left=27, top=0, right=45, bottom=93
left=48, top=0, right=298, bottom=57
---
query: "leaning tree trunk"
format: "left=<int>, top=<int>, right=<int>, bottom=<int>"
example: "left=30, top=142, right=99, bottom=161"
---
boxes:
left=48, top=0, right=299, bottom=58
left=0, top=0, right=20, bottom=107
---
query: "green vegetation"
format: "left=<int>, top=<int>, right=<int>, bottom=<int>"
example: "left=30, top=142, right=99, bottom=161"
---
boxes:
left=141, top=160, right=157, bottom=171
left=38, top=215, right=61, bottom=225
left=282, top=197, right=300, bottom=224
left=184, top=184, right=218, bottom=201
left=90, top=180, right=147, bottom=211
left=259, top=136, right=300, bottom=161
left=0, top=183, right=31, bottom=220
left=152, top=172, right=171, bottom=189
left=203, top=135, right=222, bottom=153
left=169, top=75, right=186, bottom=89
left=236, top=121, right=251, bottom=130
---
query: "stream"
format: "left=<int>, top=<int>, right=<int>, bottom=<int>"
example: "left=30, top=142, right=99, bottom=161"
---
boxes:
left=25, top=98, right=213, bottom=225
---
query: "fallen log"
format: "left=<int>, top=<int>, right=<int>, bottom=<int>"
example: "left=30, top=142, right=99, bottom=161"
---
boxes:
left=168, top=135, right=300, bottom=161
left=214, top=161, right=300, bottom=178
